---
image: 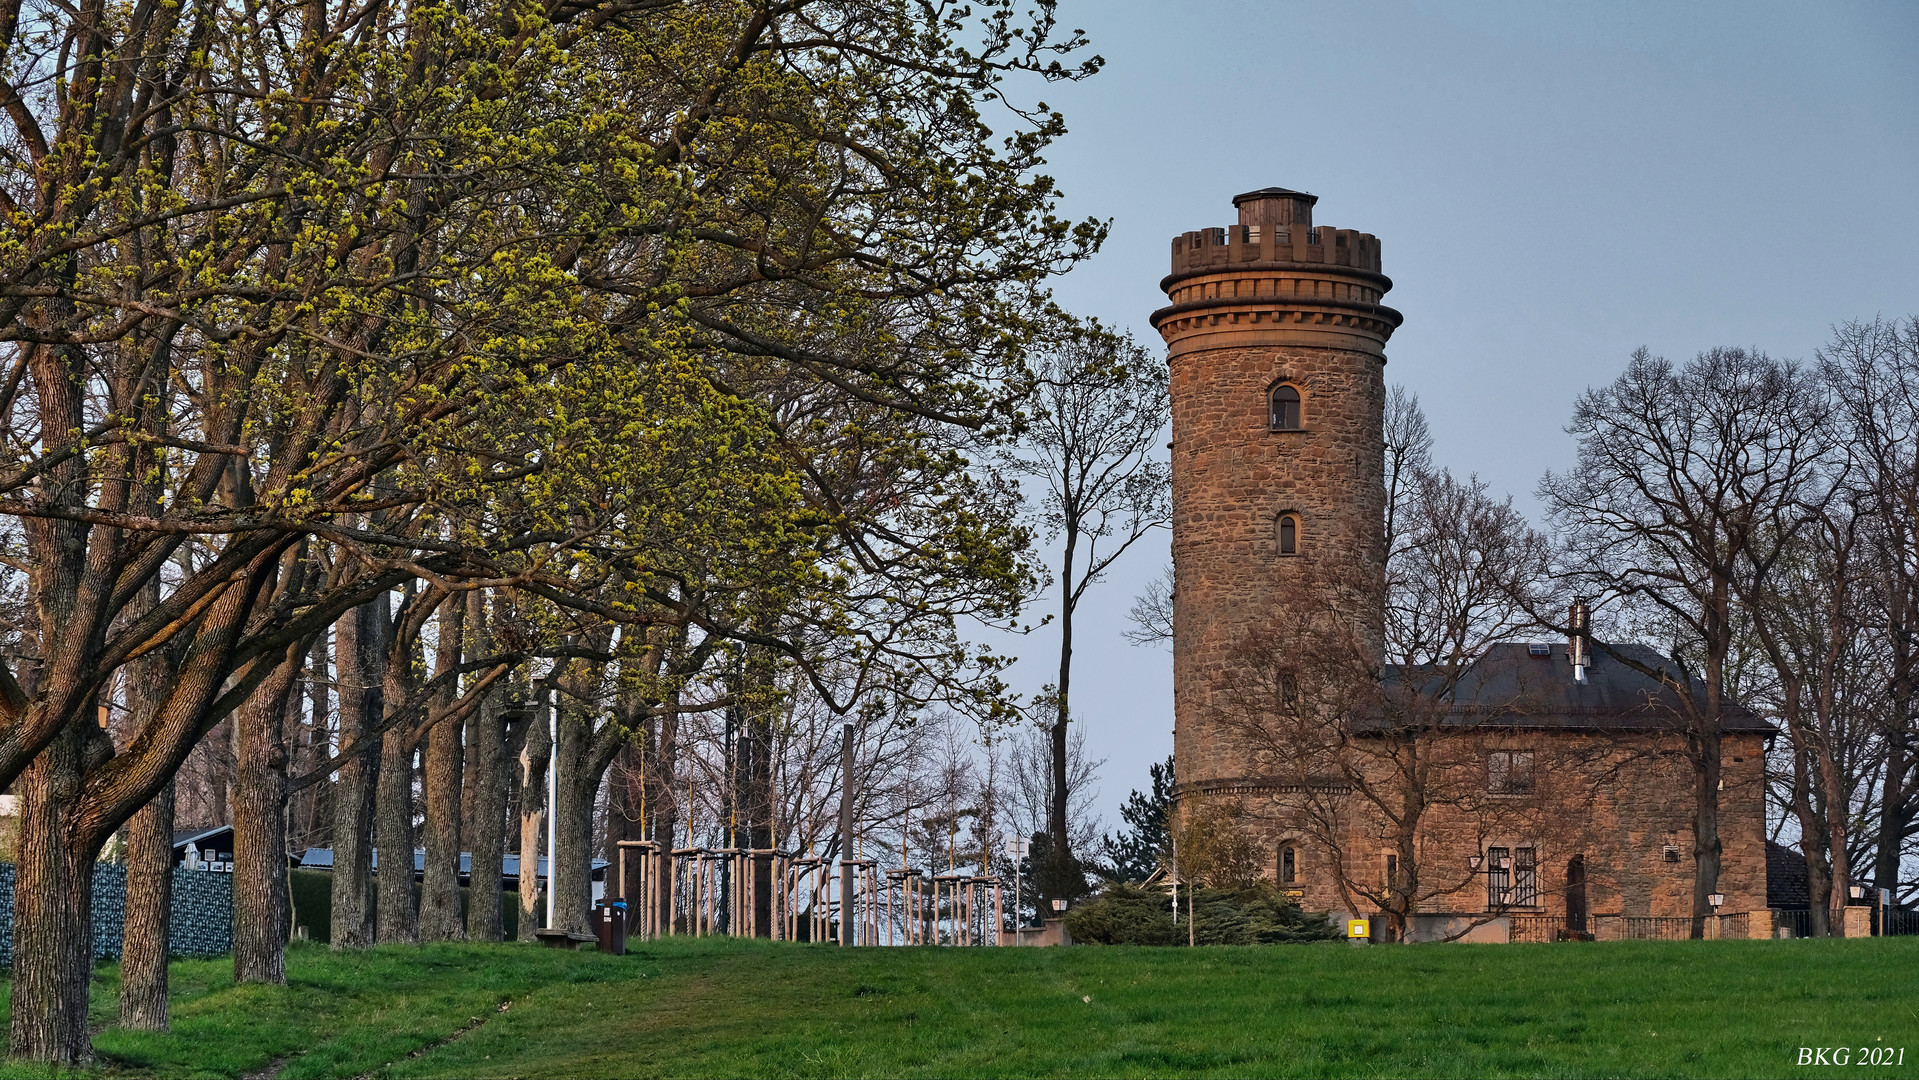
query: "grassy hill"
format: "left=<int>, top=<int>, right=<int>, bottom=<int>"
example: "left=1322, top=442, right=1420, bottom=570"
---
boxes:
left=5, top=935, right=1914, bottom=1078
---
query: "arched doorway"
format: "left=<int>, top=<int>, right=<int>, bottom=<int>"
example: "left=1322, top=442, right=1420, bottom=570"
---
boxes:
left=1565, top=855, right=1588, bottom=937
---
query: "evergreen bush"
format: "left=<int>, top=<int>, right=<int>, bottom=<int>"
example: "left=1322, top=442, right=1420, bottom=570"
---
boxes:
left=1065, top=881, right=1341, bottom=946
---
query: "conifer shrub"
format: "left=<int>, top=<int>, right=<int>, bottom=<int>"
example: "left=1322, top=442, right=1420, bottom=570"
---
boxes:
left=1065, top=881, right=1340, bottom=945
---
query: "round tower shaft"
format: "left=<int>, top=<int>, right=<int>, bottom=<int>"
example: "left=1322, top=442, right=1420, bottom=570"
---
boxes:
left=1151, top=186, right=1402, bottom=793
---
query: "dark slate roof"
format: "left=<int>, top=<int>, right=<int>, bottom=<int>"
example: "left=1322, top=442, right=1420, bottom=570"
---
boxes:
left=1767, top=840, right=1810, bottom=908
left=1377, top=641, right=1772, bottom=734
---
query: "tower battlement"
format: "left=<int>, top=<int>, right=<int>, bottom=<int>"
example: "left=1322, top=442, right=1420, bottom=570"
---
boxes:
left=1166, top=224, right=1383, bottom=278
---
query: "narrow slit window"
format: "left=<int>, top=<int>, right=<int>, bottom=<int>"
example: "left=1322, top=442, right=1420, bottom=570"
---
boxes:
left=1280, top=845, right=1297, bottom=884
left=1278, top=515, right=1298, bottom=555
left=1270, top=385, right=1302, bottom=430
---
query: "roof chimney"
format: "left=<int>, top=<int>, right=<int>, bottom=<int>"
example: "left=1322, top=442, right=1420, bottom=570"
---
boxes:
left=1568, top=600, right=1592, bottom=684
left=1233, top=187, right=1316, bottom=230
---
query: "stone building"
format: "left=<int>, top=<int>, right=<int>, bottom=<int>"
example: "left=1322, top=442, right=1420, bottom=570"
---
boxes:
left=1151, top=187, right=1769, bottom=940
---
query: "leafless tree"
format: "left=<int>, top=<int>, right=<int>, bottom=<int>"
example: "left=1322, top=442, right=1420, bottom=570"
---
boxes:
left=1212, top=592, right=1575, bottom=943
left=1821, top=317, right=1919, bottom=902
left=1124, top=565, right=1175, bottom=648
left=1005, top=325, right=1169, bottom=892
left=1005, top=722, right=1106, bottom=865
left=1744, top=492, right=1889, bottom=934
left=1201, top=389, right=1555, bottom=941
left=1540, top=346, right=1833, bottom=932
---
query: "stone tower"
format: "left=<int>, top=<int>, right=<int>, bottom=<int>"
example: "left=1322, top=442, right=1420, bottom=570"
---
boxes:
left=1151, top=187, right=1402, bottom=792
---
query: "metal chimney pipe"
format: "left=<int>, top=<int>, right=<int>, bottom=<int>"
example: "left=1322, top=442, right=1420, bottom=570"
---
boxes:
left=1568, top=601, right=1591, bottom=684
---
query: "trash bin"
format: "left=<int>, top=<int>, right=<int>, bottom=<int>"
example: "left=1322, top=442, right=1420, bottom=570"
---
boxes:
left=595, top=898, right=628, bottom=956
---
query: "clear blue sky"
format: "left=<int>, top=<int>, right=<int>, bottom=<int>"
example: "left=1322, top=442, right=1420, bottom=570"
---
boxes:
left=983, top=0, right=1919, bottom=828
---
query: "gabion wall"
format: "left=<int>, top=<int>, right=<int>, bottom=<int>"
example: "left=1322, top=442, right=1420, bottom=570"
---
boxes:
left=0, top=862, right=233, bottom=966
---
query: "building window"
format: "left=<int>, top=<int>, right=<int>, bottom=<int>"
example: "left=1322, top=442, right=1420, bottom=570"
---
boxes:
left=1270, top=384, right=1302, bottom=430
left=1278, top=514, right=1298, bottom=555
left=1486, top=845, right=1538, bottom=908
left=1384, top=854, right=1399, bottom=894
left=1486, top=846, right=1510, bottom=907
left=1278, top=671, right=1301, bottom=714
left=1279, top=845, right=1297, bottom=884
left=1487, top=750, right=1534, bottom=794
left=1514, top=846, right=1538, bottom=907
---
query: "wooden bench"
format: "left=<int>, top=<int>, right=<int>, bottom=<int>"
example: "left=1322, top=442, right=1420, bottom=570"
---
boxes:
left=533, top=928, right=597, bottom=949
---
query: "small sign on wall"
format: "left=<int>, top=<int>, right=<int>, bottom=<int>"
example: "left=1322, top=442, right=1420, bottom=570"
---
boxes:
left=1346, top=919, right=1370, bottom=939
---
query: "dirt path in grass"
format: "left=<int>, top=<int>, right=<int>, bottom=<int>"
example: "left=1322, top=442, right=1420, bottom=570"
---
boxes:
left=391, top=944, right=896, bottom=1078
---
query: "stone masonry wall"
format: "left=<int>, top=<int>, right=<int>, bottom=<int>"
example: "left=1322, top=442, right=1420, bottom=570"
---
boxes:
left=1167, top=341, right=1386, bottom=788
left=1221, top=729, right=1770, bottom=924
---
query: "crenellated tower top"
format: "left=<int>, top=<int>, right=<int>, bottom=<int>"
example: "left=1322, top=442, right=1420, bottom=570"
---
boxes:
left=1151, top=187, right=1402, bottom=360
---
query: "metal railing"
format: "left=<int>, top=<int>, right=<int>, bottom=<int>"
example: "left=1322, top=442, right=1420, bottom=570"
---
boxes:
left=1609, top=916, right=1696, bottom=941
left=1576, top=914, right=1750, bottom=940
left=1763, top=906, right=1919, bottom=938
left=1771, top=909, right=1814, bottom=938
left=1504, top=912, right=1749, bottom=942
left=1509, top=915, right=1560, bottom=943
left=1881, top=908, right=1919, bottom=936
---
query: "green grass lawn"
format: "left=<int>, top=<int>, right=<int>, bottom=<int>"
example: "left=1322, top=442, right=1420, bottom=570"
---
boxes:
left=0, top=936, right=1912, bottom=1079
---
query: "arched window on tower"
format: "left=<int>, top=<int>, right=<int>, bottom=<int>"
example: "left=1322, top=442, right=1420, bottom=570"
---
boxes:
left=1277, top=514, right=1299, bottom=555
left=1270, top=384, right=1302, bottom=430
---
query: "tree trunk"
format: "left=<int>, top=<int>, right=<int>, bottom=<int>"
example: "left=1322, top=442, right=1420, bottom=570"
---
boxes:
left=419, top=714, right=465, bottom=941
left=603, top=742, right=638, bottom=870
left=374, top=720, right=420, bottom=944
left=466, top=689, right=508, bottom=941
left=9, top=723, right=107, bottom=1064
left=648, top=695, right=680, bottom=936
left=118, top=781, right=174, bottom=1031
left=119, top=577, right=178, bottom=1029
left=1874, top=612, right=1914, bottom=896
left=1815, top=748, right=1852, bottom=936
left=517, top=702, right=550, bottom=939
left=208, top=717, right=234, bottom=828
left=1050, top=527, right=1077, bottom=893
left=330, top=600, right=384, bottom=950
left=1878, top=735, right=1911, bottom=893
left=1790, top=736, right=1834, bottom=938
left=290, top=634, right=331, bottom=852
left=552, top=702, right=597, bottom=937
left=419, top=596, right=466, bottom=942
left=603, top=742, right=649, bottom=918
left=233, top=652, right=301, bottom=983
left=1690, top=728, right=1724, bottom=938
